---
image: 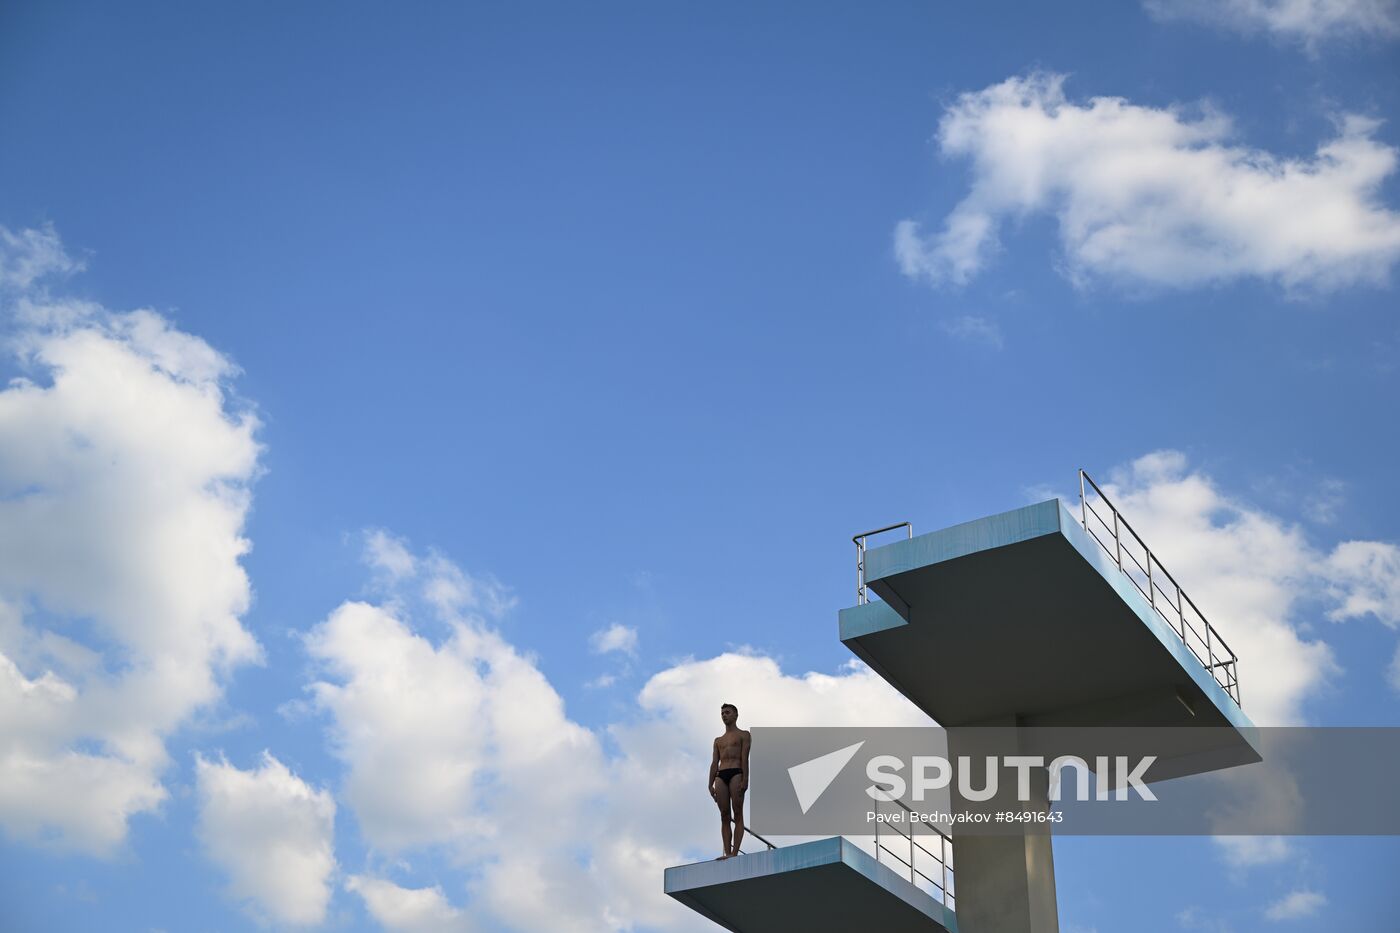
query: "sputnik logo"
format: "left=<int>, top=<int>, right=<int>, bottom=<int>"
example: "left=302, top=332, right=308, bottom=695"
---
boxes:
left=788, top=741, right=865, bottom=814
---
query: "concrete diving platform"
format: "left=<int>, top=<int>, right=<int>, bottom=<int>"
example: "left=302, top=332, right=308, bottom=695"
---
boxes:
left=839, top=498, right=1259, bottom=776
left=664, top=837, right=956, bottom=933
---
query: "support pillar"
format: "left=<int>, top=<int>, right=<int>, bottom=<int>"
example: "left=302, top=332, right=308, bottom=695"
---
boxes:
left=948, top=719, right=1059, bottom=933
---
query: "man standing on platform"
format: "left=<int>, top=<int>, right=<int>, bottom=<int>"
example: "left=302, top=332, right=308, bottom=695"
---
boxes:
left=709, top=702, right=750, bottom=859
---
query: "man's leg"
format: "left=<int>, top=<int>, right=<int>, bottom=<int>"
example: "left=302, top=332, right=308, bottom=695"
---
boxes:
left=713, top=778, right=733, bottom=859
left=728, top=774, right=746, bottom=856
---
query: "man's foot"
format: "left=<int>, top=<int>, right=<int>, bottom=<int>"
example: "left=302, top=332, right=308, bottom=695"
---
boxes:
left=715, top=853, right=731, bottom=860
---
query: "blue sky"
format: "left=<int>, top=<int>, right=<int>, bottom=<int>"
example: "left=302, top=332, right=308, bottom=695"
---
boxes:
left=2, top=1, right=1399, bottom=930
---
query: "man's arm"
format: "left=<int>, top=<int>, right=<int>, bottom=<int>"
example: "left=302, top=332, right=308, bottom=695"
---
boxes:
left=740, top=731, right=751, bottom=789
left=709, top=738, right=719, bottom=797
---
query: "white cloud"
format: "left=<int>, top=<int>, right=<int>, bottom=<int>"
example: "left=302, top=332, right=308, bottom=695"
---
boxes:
left=307, top=600, right=513, bottom=852
left=1264, top=888, right=1327, bottom=920
left=1090, top=451, right=1400, bottom=723
left=895, top=73, right=1400, bottom=291
left=420, top=552, right=514, bottom=620
left=1321, top=540, right=1400, bottom=625
left=0, top=224, right=80, bottom=291
left=0, top=226, right=261, bottom=854
left=365, top=529, right=418, bottom=583
left=346, top=876, right=474, bottom=933
left=195, top=752, right=337, bottom=927
left=589, top=622, right=639, bottom=656
left=939, top=314, right=1004, bottom=349
left=1145, top=0, right=1400, bottom=47
left=308, top=541, right=926, bottom=933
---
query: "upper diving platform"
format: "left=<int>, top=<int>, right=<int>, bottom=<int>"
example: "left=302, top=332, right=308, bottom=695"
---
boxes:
left=839, top=483, right=1257, bottom=755
left=665, top=836, right=957, bottom=933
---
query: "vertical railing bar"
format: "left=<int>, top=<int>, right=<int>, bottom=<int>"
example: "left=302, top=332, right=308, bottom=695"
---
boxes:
left=1113, top=508, right=1122, bottom=570
left=943, top=834, right=950, bottom=904
left=1147, top=549, right=1155, bottom=610
left=874, top=793, right=880, bottom=869
left=856, top=537, right=865, bottom=606
left=1080, top=469, right=1087, bottom=529
left=1206, top=620, right=1213, bottom=676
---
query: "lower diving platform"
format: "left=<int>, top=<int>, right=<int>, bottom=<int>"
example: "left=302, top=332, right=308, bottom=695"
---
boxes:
left=664, top=837, right=956, bottom=932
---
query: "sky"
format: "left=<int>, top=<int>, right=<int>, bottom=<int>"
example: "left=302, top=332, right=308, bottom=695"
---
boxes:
left=1, top=1, right=1399, bottom=931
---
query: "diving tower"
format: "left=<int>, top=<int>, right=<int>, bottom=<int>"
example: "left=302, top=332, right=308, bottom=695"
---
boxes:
left=664, top=471, right=1257, bottom=933
left=838, top=473, right=1258, bottom=933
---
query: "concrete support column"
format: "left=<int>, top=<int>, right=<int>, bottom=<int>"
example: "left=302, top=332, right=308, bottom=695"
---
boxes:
left=948, top=719, right=1059, bottom=933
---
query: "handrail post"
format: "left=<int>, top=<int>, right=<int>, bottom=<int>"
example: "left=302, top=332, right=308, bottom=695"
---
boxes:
left=1079, top=469, right=1087, bottom=529
left=1113, top=509, right=1122, bottom=570
left=856, top=537, right=866, bottom=606
left=1147, top=551, right=1154, bottom=610
left=1206, top=623, right=1214, bottom=680
left=874, top=796, right=882, bottom=871
left=942, top=835, right=950, bottom=902
left=852, top=522, right=912, bottom=609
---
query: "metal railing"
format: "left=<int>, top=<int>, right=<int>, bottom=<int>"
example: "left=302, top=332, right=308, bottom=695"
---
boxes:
left=854, top=522, right=912, bottom=605
left=735, top=827, right=777, bottom=854
left=872, top=795, right=955, bottom=911
left=1078, top=470, right=1241, bottom=706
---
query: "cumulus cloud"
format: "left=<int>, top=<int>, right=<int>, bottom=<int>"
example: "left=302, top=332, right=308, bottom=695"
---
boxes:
left=0, top=226, right=261, bottom=854
left=195, top=753, right=337, bottom=926
left=306, top=596, right=600, bottom=855
left=589, top=622, right=638, bottom=656
left=895, top=73, right=1400, bottom=291
left=1321, top=540, right=1400, bottom=625
left=1091, top=451, right=1400, bottom=723
left=1145, top=0, right=1400, bottom=47
left=1264, top=888, right=1327, bottom=920
left=308, top=538, right=925, bottom=932
left=345, top=876, right=474, bottom=933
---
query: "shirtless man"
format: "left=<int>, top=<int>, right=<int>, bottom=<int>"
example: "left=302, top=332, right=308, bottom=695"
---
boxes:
left=708, top=702, right=751, bottom=859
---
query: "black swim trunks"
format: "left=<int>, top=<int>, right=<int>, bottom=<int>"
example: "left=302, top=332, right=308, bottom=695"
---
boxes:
left=717, top=767, right=743, bottom=785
